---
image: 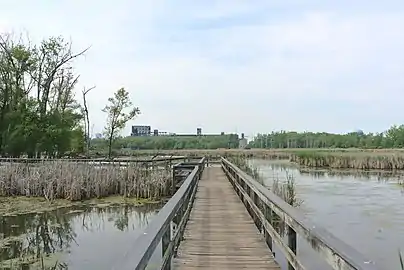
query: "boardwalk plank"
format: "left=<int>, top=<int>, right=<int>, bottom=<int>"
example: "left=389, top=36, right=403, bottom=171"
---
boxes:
left=173, top=166, right=280, bottom=270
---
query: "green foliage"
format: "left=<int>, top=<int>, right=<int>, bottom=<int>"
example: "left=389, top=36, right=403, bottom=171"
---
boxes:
left=0, top=33, right=86, bottom=157
left=103, top=87, right=140, bottom=158
left=90, top=134, right=240, bottom=153
left=249, top=127, right=404, bottom=149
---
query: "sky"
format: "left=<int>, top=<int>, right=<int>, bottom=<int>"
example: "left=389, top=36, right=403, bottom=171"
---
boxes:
left=1, top=1, right=404, bottom=138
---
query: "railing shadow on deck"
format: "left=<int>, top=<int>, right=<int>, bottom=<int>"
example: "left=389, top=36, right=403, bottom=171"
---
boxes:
left=112, top=157, right=206, bottom=270
left=221, top=157, right=380, bottom=270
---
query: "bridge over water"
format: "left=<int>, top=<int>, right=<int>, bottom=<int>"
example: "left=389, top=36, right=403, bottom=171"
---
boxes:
left=115, top=157, right=380, bottom=270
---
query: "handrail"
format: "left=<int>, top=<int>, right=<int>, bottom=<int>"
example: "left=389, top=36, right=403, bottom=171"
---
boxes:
left=0, top=156, right=187, bottom=163
left=113, top=157, right=206, bottom=270
left=221, top=157, right=380, bottom=270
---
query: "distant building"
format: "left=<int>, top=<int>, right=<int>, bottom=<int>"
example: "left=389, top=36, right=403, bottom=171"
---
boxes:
left=239, top=133, right=248, bottom=149
left=197, top=128, right=202, bottom=136
left=131, top=125, right=151, bottom=136
left=153, top=129, right=159, bottom=136
left=95, top=133, right=103, bottom=139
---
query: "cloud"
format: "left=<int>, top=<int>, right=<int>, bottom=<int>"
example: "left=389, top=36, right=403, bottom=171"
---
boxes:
left=1, top=1, right=404, bottom=136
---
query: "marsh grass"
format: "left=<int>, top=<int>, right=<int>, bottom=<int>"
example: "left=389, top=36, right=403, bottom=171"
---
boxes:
left=228, top=156, right=263, bottom=184
left=228, top=156, right=302, bottom=207
left=116, top=149, right=292, bottom=160
left=120, top=148, right=404, bottom=170
left=272, top=173, right=303, bottom=208
left=228, top=156, right=303, bottom=238
left=0, top=162, right=172, bottom=201
left=291, top=150, right=404, bottom=170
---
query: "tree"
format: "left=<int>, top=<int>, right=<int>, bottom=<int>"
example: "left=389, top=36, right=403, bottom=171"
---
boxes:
left=247, top=127, right=404, bottom=149
left=82, top=86, right=95, bottom=156
left=0, top=32, right=88, bottom=157
left=102, top=88, right=140, bottom=159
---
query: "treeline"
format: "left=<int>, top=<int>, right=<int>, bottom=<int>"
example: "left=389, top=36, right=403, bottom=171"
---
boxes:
left=0, top=33, right=137, bottom=158
left=249, top=125, right=404, bottom=149
left=0, top=35, right=86, bottom=157
left=91, top=134, right=240, bottom=152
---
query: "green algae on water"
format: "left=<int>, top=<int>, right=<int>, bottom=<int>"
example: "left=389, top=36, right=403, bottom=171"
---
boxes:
left=0, top=196, right=160, bottom=216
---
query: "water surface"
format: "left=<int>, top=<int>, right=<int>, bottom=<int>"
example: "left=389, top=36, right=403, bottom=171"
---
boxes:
left=251, top=159, right=404, bottom=270
left=0, top=203, right=162, bottom=269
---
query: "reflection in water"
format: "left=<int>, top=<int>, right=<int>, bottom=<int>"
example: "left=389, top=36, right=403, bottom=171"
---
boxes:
left=251, top=159, right=404, bottom=270
left=0, top=203, right=161, bottom=269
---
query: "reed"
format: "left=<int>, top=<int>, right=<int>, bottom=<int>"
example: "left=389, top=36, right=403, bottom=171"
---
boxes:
left=0, top=162, right=172, bottom=201
left=291, top=150, right=404, bottom=170
left=228, top=156, right=263, bottom=184
left=229, top=157, right=303, bottom=238
left=228, top=156, right=302, bottom=207
left=117, top=149, right=291, bottom=160
left=271, top=173, right=302, bottom=208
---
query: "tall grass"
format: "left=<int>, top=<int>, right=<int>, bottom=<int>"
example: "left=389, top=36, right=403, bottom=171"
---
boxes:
left=271, top=173, right=303, bottom=207
left=116, top=149, right=292, bottom=160
left=0, top=162, right=172, bottom=201
left=228, top=156, right=303, bottom=238
left=228, top=156, right=263, bottom=184
left=291, top=150, right=404, bottom=170
left=228, top=156, right=302, bottom=207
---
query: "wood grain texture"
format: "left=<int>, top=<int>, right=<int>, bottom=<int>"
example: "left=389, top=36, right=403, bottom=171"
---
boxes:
left=173, top=166, right=280, bottom=270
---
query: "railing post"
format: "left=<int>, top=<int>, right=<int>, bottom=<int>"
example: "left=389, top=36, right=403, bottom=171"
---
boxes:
left=162, top=224, right=172, bottom=270
left=287, top=225, right=297, bottom=270
left=254, top=195, right=262, bottom=233
left=172, top=209, right=181, bottom=257
left=171, top=166, right=176, bottom=195
left=264, top=205, right=273, bottom=253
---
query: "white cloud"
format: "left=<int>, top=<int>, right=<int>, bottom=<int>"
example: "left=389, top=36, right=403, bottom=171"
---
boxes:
left=1, top=1, right=404, bottom=136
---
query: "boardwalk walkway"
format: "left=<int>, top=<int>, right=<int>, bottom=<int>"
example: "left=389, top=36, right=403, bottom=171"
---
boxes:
left=173, top=166, right=280, bottom=270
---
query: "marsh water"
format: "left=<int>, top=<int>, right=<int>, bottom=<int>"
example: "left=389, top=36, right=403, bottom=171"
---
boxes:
left=0, top=203, right=163, bottom=269
left=251, top=159, right=404, bottom=270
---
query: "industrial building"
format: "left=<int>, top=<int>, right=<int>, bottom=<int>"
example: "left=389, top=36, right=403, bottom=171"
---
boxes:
left=238, top=133, right=248, bottom=149
left=131, top=125, right=151, bottom=136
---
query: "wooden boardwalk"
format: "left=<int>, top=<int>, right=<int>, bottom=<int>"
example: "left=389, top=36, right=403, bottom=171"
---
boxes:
left=173, top=166, right=280, bottom=270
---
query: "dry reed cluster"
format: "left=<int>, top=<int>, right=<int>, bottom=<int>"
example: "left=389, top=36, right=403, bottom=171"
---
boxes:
left=0, top=162, right=172, bottom=201
left=291, top=151, right=404, bottom=170
left=121, top=149, right=291, bottom=160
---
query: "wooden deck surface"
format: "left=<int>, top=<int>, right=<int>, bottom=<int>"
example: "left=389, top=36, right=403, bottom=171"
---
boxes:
left=173, top=166, right=280, bottom=270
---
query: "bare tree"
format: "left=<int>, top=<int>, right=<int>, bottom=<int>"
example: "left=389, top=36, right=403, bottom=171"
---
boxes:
left=82, top=86, right=95, bottom=156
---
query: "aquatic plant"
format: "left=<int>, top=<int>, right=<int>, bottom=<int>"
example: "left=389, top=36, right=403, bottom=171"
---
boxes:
left=290, top=150, right=404, bottom=170
left=228, top=156, right=302, bottom=207
left=116, top=149, right=292, bottom=160
left=228, top=156, right=303, bottom=238
left=0, top=162, right=172, bottom=201
left=228, top=155, right=264, bottom=184
left=271, top=173, right=303, bottom=208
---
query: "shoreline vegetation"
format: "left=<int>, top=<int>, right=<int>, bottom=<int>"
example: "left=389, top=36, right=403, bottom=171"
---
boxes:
left=290, top=150, right=404, bottom=170
left=229, top=156, right=302, bottom=237
left=0, top=161, right=171, bottom=215
left=228, top=156, right=302, bottom=207
left=0, top=162, right=172, bottom=201
left=0, top=195, right=160, bottom=216
left=110, top=148, right=404, bottom=171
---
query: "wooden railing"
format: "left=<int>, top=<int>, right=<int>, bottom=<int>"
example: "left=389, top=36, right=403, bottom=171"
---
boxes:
left=221, top=157, right=380, bottom=270
left=0, top=156, right=188, bottom=164
left=113, top=157, right=206, bottom=270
